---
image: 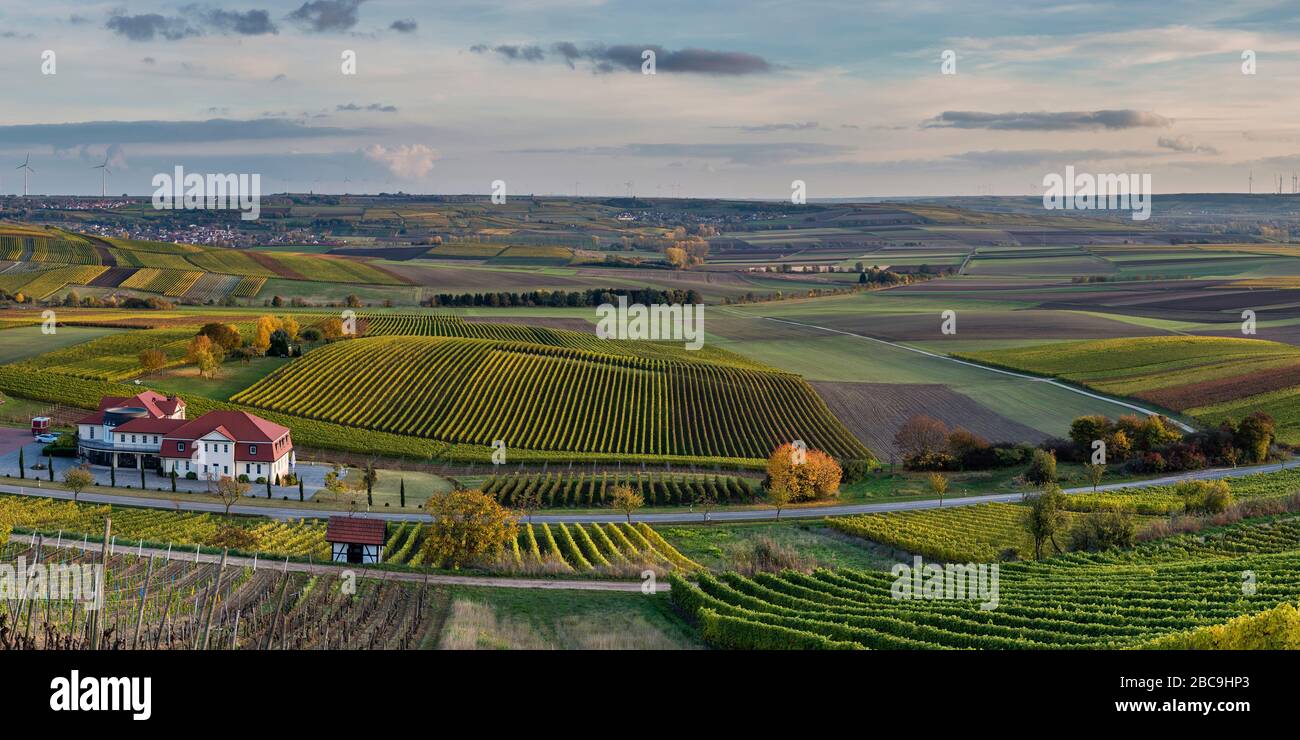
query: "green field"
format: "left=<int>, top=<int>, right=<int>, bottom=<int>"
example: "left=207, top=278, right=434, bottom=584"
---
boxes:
left=958, top=335, right=1300, bottom=440
left=0, top=325, right=124, bottom=364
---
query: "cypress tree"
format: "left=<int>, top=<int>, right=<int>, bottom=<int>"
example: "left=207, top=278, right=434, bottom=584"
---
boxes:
left=18, top=447, right=24, bottom=479
left=400, top=478, right=406, bottom=508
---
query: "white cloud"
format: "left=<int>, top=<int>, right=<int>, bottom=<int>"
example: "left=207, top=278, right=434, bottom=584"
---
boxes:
left=361, top=144, right=439, bottom=178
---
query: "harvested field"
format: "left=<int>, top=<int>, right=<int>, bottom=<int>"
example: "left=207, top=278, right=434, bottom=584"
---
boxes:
left=811, top=380, right=1048, bottom=455
left=88, top=267, right=134, bottom=288
left=1134, top=362, right=1300, bottom=411
left=247, top=250, right=306, bottom=279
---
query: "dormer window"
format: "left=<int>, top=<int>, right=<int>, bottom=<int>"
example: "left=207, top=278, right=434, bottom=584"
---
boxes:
left=176, top=442, right=184, bottom=452
left=249, top=445, right=257, bottom=456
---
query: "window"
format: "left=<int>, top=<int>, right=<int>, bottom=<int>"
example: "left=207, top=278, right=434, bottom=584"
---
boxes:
left=223, top=465, right=229, bottom=475
left=176, top=442, right=184, bottom=452
left=256, top=464, right=262, bottom=474
left=185, top=461, right=191, bottom=471
left=250, top=445, right=257, bottom=456
left=131, top=435, right=137, bottom=443
left=204, top=443, right=208, bottom=452
left=153, top=436, right=158, bottom=444
left=224, top=444, right=229, bottom=453
left=89, top=428, right=94, bottom=439
left=245, top=464, right=250, bottom=474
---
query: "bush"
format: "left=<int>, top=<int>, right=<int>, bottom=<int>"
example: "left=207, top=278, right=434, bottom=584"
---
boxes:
left=237, top=473, right=250, bottom=483
left=1025, top=449, right=1057, bottom=485
left=1068, top=508, right=1137, bottom=552
left=255, top=476, right=266, bottom=484
left=993, top=444, right=1031, bottom=467
left=185, top=471, right=198, bottom=480
left=903, top=450, right=957, bottom=471
left=839, top=458, right=873, bottom=485
left=1177, top=479, right=1233, bottom=515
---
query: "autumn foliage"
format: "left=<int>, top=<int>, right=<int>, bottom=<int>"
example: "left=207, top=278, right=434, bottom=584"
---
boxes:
left=765, top=443, right=842, bottom=502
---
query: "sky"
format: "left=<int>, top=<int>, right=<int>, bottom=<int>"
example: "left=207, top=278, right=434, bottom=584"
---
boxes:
left=2, top=0, right=1300, bottom=198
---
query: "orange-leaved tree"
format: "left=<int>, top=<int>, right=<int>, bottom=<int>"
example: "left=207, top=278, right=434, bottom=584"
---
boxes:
left=765, top=443, right=842, bottom=502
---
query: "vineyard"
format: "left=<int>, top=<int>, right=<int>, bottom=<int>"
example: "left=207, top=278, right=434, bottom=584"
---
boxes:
left=827, top=503, right=1045, bottom=562
left=0, top=541, right=438, bottom=650
left=380, top=520, right=702, bottom=574
left=0, top=265, right=109, bottom=299
left=231, top=334, right=871, bottom=462
left=825, top=469, right=1300, bottom=563
left=670, top=512, right=1300, bottom=649
left=120, top=268, right=205, bottom=296
left=481, top=470, right=760, bottom=508
left=16, top=326, right=195, bottom=380
left=2, top=496, right=328, bottom=559
left=357, top=312, right=774, bottom=369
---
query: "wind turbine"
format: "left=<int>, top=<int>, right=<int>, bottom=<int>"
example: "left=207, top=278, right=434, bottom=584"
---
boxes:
left=15, top=155, right=34, bottom=197
left=92, top=157, right=111, bottom=197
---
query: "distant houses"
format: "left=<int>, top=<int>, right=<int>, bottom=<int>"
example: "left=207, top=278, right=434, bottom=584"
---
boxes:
left=76, top=391, right=294, bottom=482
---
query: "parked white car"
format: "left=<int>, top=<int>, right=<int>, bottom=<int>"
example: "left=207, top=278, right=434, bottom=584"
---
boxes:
left=34, top=433, right=60, bottom=444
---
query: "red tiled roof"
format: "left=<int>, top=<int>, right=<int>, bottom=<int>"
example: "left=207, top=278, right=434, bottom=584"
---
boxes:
left=113, top=418, right=188, bottom=435
left=159, top=411, right=291, bottom=461
left=76, top=391, right=185, bottom=425
left=325, top=517, right=387, bottom=546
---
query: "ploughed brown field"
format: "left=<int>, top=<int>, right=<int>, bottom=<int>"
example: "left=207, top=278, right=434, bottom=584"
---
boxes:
left=1134, top=362, right=1300, bottom=412
left=811, top=380, right=1047, bottom=457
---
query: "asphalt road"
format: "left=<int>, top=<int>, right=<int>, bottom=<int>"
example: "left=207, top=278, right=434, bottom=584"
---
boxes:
left=4, top=458, right=1297, bottom=525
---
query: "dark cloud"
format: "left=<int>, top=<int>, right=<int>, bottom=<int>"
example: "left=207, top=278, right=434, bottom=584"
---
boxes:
left=106, top=13, right=199, bottom=41
left=106, top=6, right=278, bottom=41
left=592, top=45, right=770, bottom=75
left=717, top=121, right=819, bottom=133
left=491, top=44, right=545, bottom=62
left=509, top=141, right=848, bottom=166
left=389, top=18, right=417, bottom=33
left=471, top=42, right=771, bottom=75
left=287, top=0, right=366, bottom=33
left=200, top=7, right=278, bottom=35
left=923, top=110, right=1172, bottom=131
left=0, top=118, right=366, bottom=148
left=337, top=103, right=398, bottom=112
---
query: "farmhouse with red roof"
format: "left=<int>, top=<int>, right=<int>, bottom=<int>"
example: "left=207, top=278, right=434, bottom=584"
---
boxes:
left=76, top=392, right=294, bottom=483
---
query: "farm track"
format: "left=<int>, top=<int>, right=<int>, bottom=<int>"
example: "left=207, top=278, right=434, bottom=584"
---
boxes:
left=5, top=533, right=664, bottom=592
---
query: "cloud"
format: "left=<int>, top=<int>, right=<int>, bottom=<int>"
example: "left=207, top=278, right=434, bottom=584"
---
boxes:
left=470, top=42, right=772, bottom=75
left=389, top=18, right=417, bottom=33
left=0, top=118, right=366, bottom=147
left=490, top=44, right=546, bottom=61
left=362, top=144, right=438, bottom=178
left=106, top=13, right=199, bottom=41
left=923, top=110, right=1172, bottom=131
left=105, top=6, right=278, bottom=41
left=1157, top=135, right=1218, bottom=154
left=716, top=121, right=819, bottom=133
left=287, top=0, right=366, bottom=33
left=201, top=8, right=278, bottom=36
left=509, top=141, right=849, bottom=166
left=337, top=103, right=398, bottom=112
left=141, top=56, right=157, bottom=65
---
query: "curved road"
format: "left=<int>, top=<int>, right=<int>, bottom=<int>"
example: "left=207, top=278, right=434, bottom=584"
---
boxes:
left=4, top=458, right=1296, bottom=525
